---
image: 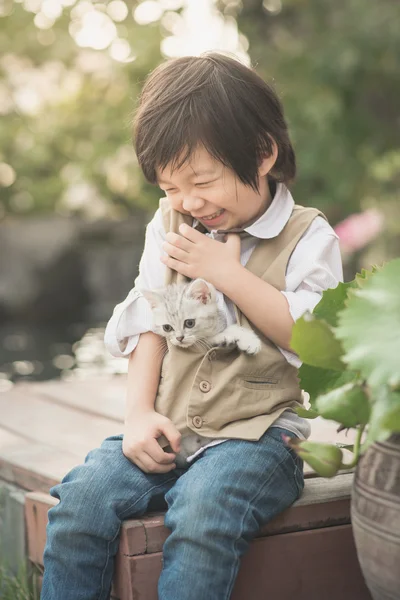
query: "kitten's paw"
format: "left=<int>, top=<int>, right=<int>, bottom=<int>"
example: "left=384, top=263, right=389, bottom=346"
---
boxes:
left=212, top=333, right=233, bottom=349
left=237, top=330, right=261, bottom=355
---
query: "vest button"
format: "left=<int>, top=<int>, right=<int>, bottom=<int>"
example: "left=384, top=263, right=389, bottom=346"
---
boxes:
left=199, top=380, right=211, bottom=393
left=208, top=351, right=217, bottom=361
left=192, top=416, right=203, bottom=428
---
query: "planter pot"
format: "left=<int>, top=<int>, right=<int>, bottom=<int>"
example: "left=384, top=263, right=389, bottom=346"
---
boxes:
left=351, top=433, right=400, bottom=600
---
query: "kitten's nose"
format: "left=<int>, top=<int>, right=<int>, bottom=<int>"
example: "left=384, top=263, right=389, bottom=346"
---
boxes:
left=176, top=335, right=184, bottom=342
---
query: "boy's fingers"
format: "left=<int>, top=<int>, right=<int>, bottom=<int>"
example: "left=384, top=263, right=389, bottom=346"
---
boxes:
left=165, top=232, right=193, bottom=251
left=145, top=438, right=176, bottom=464
left=163, top=242, right=189, bottom=263
left=178, top=223, right=203, bottom=241
left=139, top=451, right=176, bottom=473
left=224, top=234, right=241, bottom=259
left=161, top=422, right=182, bottom=453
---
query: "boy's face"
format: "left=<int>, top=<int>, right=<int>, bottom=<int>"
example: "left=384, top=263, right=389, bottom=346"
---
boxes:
left=157, top=146, right=272, bottom=231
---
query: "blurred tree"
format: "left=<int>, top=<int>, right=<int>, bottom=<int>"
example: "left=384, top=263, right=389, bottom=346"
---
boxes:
left=0, top=0, right=163, bottom=219
left=220, top=0, right=400, bottom=225
left=0, top=0, right=399, bottom=233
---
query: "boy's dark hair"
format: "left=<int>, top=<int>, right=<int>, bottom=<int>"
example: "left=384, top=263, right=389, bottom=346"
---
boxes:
left=134, top=52, right=296, bottom=191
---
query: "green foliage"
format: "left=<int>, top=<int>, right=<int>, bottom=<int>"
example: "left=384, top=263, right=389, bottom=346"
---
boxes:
left=297, top=364, right=357, bottom=409
left=1, top=0, right=399, bottom=229
left=0, top=1, right=163, bottom=218
left=284, top=437, right=344, bottom=479
left=315, top=383, right=370, bottom=428
left=289, top=258, right=400, bottom=476
left=291, top=265, right=381, bottom=407
left=312, top=281, right=357, bottom=327
left=0, top=563, right=39, bottom=600
left=362, top=386, right=400, bottom=448
left=233, top=0, right=400, bottom=225
left=291, top=314, right=345, bottom=371
left=335, top=260, right=400, bottom=388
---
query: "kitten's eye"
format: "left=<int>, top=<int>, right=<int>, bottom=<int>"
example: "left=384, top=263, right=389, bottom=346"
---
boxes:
left=184, top=319, right=195, bottom=329
left=162, top=324, right=174, bottom=332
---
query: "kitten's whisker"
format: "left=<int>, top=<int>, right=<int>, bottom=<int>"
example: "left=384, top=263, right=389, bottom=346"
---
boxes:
left=192, top=340, right=201, bottom=351
left=193, top=340, right=207, bottom=353
left=154, top=341, right=168, bottom=361
left=159, top=348, right=168, bottom=361
left=196, top=338, right=213, bottom=353
left=200, top=337, right=213, bottom=349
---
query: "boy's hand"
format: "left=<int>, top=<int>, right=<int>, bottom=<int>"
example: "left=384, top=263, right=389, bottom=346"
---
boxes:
left=123, top=408, right=181, bottom=473
left=161, top=224, right=241, bottom=287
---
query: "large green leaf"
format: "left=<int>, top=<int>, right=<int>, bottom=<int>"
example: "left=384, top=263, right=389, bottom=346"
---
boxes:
left=380, top=392, right=400, bottom=431
left=363, top=386, right=400, bottom=450
left=312, top=268, right=378, bottom=327
left=298, top=364, right=358, bottom=407
left=315, top=383, right=370, bottom=427
left=313, top=281, right=356, bottom=327
left=335, top=259, right=400, bottom=388
left=353, top=266, right=381, bottom=289
left=291, top=313, right=345, bottom=371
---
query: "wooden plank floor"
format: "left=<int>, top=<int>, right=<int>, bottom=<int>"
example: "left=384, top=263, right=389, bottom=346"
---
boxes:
left=1, top=376, right=356, bottom=493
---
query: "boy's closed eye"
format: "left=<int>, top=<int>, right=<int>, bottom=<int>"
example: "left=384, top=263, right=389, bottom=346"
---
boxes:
left=195, top=179, right=218, bottom=187
left=162, top=179, right=218, bottom=193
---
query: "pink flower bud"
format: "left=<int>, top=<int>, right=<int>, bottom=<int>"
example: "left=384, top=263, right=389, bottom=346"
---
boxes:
left=334, top=209, right=384, bottom=254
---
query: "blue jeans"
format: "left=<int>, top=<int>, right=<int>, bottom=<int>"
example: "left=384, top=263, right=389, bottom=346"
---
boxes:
left=41, top=427, right=304, bottom=600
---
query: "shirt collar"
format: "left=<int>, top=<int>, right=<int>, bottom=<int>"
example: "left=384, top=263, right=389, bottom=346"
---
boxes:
left=193, top=183, right=295, bottom=240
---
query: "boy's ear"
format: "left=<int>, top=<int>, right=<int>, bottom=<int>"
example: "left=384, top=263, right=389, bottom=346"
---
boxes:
left=258, top=137, right=278, bottom=177
left=186, top=279, right=215, bottom=304
left=141, top=289, right=164, bottom=309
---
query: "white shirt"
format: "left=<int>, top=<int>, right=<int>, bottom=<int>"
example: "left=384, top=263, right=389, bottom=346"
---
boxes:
left=104, top=184, right=343, bottom=442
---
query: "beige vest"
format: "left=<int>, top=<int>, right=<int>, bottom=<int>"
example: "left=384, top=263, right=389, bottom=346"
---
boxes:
left=155, top=198, right=325, bottom=448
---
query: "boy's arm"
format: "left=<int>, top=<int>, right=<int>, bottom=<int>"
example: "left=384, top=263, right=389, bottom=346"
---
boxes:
left=219, top=269, right=295, bottom=351
left=104, top=205, right=180, bottom=473
left=104, top=207, right=167, bottom=358
left=123, top=331, right=181, bottom=473
left=218, top=226, right=342, bottom=352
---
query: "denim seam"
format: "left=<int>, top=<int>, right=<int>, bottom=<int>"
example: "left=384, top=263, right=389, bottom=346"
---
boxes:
left=118, top=475, right=177, bottom=519
left=98, top=475, right=176, bottom=599
left=265, top=432, right=304, bottom=495
left=293, top=460, right=305, bottom=495
left=99, top=526, right=122, bottom=600
left=225, top=453, right=292, bottom=599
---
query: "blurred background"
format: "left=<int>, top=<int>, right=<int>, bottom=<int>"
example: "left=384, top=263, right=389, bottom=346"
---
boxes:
left=0, top=0, right=399, bottom=388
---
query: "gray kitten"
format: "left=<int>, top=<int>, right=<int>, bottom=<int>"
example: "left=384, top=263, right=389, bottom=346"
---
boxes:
left=142, top=278, right=261, bottom=467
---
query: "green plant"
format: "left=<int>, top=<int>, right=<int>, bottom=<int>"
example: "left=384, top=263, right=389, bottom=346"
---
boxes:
left=0, top=562, right=40, bottom=600
left=284, top=258, right=400, bottom=477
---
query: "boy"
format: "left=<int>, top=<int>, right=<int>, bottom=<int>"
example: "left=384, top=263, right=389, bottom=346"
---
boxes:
left=42, top=53, right=343, bottom=600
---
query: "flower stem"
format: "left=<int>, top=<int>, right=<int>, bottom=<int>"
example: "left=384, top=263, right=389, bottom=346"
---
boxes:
left=340, top=424, right=365, bottom=469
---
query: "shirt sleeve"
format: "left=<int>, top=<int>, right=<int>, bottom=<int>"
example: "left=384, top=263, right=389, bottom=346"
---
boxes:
left=104, top=207, right=167, bottom=357
left=279, top=216, right=344, bottom=367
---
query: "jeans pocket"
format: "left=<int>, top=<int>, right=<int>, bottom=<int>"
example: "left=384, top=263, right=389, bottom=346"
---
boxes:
left=266, top=427, right=305, bottom=497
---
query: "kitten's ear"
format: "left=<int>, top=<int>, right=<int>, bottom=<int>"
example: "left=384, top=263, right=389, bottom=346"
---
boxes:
left=141, top=289, right=164, bottom=309
left=186, top=279, right=215, bottom=304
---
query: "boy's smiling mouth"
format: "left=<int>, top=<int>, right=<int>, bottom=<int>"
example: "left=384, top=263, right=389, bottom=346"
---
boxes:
left=196, top=208, right=226, bottom=226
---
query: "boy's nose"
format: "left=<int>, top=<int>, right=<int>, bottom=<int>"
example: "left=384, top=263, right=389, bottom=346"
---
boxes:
left=182, top=196, right=204, bottom=213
